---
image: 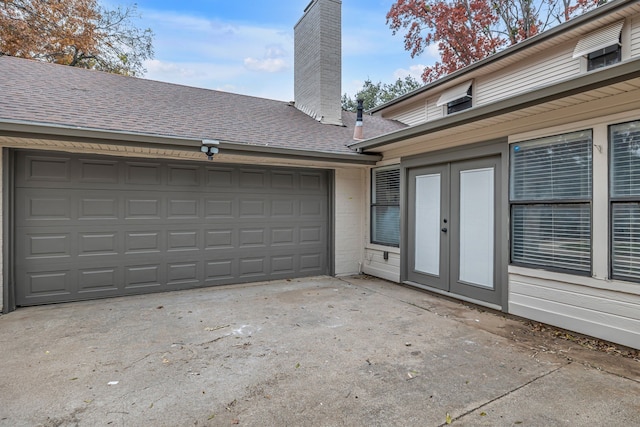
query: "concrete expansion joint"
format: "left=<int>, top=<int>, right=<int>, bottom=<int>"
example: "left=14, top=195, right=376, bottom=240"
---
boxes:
left=599, top=366, right=640, bottom=384
left=337, top=276, right=448, bottom=317
left=437, top=364, right=568, bottom=427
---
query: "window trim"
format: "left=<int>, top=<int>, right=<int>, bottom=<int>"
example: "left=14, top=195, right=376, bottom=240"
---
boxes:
left=586, top=42, right=622, bottom=71
left=509, top=130, right=594, bottom=275
left=446, top=86, right=473, bottom=115
left=609, top=120, right=640, bottom=282
left=370, top=165, right=400, bottom=248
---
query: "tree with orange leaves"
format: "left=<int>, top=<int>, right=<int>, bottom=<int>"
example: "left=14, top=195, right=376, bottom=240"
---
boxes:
left=387, top=0, right=600, bottom=82
left=0, top=0, right=153, bottom=76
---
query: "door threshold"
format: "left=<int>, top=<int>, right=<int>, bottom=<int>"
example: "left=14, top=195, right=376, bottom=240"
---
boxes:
left=403, top=281, right=502, bottom=311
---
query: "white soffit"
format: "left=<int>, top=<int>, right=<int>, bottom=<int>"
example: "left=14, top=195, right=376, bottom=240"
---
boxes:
left=436, top=80, right=473, bottom=106
left=573, top=21, right=624, bottom=58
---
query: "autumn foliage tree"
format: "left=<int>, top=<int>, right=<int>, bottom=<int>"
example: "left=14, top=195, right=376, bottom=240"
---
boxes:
left=0, top=0, right=153, bottom=76
left=387, top=0, right=601, bottom=82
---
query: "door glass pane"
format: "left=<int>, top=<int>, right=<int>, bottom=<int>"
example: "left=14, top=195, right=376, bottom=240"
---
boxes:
left=459, top=167, right=494, bottom=288
left=415, top=174, right=441, bottom=276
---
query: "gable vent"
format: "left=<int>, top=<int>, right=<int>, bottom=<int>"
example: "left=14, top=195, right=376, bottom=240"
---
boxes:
left=573, top=21, right=624, bottom=58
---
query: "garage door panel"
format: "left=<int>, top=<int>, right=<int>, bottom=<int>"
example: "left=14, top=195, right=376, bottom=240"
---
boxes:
left=300, top=172, right=324, bottom=191
left=239, top=257, right=267, bottom=277
left=168, top=199, right=199, bottom=218
left=25, top=270, right=71, bottom=295
left=126, top=198, right=162, bottom=219
left=79, top=232, right=118, bottom=256
left=21, top=155, right=71, bottom=183
left=205, top=198, right=235, bottom=218
left=167, top=262, right=200, bottom=285
left=271, top=199, right=295, bottom=217
left=125, top=162, right=162, bottom=185
left=78, top=268, right=119, bottom=292
left=205, top=259, right=235, bottom=282
left=125, top=264, right=162, bottom=289
left=205, top=167, right=235, bottom=187
left=271, top=228, right=295, bottom=246
left=167, top=230, right=200, bottom=249
left=239, top=169, right=268, bottom=188
left=126, top=231, right=162, bottom=254
left=20, top=233, right=72, bottom=260
left=239, top=229, right=266, bottom=247
left=18, top=194, right=71, bottom=222
left=14, top=151, right=330, bottom=306
left=271, top=255, right=296, bottom=274
left=79, top=159, right=119, bottom=183
left=239, top=199, right=267, bottom=217
left=167, top=164, right=201, bottom=187
left=80, top=197, right=119, bottom=219
left=272, top=171, right=295, bottom=189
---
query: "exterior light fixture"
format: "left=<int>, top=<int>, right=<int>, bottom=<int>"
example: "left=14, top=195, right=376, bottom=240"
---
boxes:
left=201, top=139, right=219, bottom=160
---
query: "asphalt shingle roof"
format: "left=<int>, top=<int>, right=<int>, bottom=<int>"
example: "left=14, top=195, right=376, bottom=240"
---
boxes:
left=0, top=56, right=406, bottom=155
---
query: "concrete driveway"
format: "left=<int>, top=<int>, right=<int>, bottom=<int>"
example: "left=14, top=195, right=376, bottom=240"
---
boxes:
left=0, top=276, right=638, bottom=426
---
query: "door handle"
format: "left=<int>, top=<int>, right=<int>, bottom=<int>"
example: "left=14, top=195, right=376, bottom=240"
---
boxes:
left=441, top=227, right=448, bottom=232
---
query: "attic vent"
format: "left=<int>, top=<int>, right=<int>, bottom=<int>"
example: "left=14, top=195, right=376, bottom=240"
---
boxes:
left=436, top=80, right=473, bottom=106
left=573, top=21, right=624, bottom=58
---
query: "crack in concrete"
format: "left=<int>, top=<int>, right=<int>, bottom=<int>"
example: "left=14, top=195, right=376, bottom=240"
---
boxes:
left=438, top=364, right=568, bottom=427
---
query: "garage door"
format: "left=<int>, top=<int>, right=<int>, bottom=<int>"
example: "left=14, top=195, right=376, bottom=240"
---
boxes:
left=14, top=151, right=330, bottom=306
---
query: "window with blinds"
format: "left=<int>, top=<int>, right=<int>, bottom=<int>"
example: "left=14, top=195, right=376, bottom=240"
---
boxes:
left=610, top=120, right=640, bottom=281
left=371, top=166, right=400, bottom=247
left=510, top=131, right=593, bottom=272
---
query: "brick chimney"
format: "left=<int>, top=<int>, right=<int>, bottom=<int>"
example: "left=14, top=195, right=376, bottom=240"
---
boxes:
left=294, top=0, right=343, bottom=126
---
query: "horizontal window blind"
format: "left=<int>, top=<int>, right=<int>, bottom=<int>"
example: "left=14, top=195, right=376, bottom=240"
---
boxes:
left=612, top=203, right=640, bottom=280
left=512, top=204, right=591, bottom=272
left=511, top=131, right=592, bottom=201
left=510, top=130, right=592, bottom=272
left=373, top=167, right=400, bottom=204
left=611, top=121, right=640, bottom=197
left=372, top=206, right=400, bottom=247
left=611, top=121, right=640, bottom=281
left=372, top=167, right=400, bottom=247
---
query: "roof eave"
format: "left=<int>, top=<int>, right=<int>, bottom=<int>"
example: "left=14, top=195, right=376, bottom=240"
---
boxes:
left=350, top=57, right=640, bottom=151
left=0, top=120, right=382, bottom=165
left=369, top=0, right=639, bottom=114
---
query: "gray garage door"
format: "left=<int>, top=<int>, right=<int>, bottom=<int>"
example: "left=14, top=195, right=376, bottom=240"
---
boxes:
left=14, top=151, right=330, bottom=306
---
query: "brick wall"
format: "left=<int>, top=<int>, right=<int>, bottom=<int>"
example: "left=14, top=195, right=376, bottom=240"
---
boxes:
left=294, top=0, right=342, bottom=126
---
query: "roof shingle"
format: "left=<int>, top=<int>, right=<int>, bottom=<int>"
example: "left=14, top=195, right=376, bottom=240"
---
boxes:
left=0, top=56, right=406, bottom=155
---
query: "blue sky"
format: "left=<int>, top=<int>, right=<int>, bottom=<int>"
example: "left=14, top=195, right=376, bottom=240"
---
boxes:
left=123, top=0, right=438, bottom=101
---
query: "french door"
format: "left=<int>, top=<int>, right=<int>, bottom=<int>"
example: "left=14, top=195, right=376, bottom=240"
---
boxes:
left=407, top=156, right=501, bottom=305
